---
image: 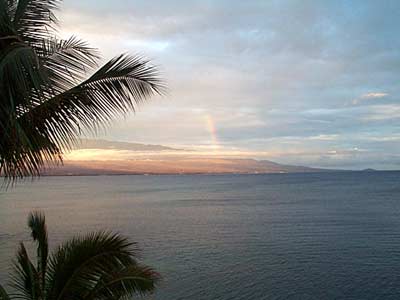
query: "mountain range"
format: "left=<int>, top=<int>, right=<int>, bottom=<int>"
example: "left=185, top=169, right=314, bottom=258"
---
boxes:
left=41, top=139, right=332, bottom=175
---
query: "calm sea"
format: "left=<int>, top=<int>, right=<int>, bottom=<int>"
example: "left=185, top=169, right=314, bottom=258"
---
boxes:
left=1, top=172, right=400, bottom=299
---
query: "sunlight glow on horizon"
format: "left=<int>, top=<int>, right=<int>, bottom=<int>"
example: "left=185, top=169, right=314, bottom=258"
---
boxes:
left=63, top=148, right=277, bottom=161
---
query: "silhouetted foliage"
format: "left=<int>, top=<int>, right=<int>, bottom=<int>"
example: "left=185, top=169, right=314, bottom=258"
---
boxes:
left=0, top=211, right=160, bottom=300
left=0, top=0, right=164, bottom=181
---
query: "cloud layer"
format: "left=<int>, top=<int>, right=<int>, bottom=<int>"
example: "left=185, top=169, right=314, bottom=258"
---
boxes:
left=59, top=0, right=400, bottom=169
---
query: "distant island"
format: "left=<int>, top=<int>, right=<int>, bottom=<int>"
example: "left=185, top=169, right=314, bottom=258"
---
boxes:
left=43, top=157, right=334, bottom=176
left=2, top=139, right=386, bottom=177
left=36, top=139, right=343, bottom=176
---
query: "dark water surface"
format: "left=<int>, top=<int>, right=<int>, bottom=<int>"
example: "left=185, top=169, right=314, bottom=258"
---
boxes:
left=1, top=172, right=400, bottom=299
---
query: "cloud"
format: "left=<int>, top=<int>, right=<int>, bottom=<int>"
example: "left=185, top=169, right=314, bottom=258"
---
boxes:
left=351, top=92, right=389, bottom=105
left=57, top=0, right=400, bottom=169
left=362, top=92, right=388, bottom=99
left=361, top=104, right=400, bottom=121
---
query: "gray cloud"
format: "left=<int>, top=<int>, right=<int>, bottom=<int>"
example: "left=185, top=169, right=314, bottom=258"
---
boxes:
left=59, top=0, right=400, bottom=169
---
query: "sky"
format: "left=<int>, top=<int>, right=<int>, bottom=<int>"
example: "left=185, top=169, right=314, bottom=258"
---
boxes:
left=58, top=0, right=400, bottom=170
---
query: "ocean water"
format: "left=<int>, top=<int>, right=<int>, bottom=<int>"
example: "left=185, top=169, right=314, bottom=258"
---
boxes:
left=1, top=172, right=400, bottom=299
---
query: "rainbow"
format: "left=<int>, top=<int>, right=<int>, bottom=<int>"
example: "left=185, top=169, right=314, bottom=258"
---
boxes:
left=204, top=114, right=219, bottom=148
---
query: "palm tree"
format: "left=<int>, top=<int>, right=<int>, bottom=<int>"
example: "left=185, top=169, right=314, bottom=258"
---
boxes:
left=0, top=0, right=164, bottom=180
left=0, top=212, right=160, bottom=300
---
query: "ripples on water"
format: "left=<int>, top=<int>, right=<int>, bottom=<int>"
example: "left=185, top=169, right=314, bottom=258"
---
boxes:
left=1, top=172, right=400, bottom=299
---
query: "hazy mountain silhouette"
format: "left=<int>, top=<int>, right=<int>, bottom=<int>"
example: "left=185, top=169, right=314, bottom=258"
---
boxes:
left=44, top=159, right=330, bottom=176
left=75, top=139, right=182, bottom=151
left=42, top=138, right=335, bottom=175
left=35, top=139, right=340, bottom=176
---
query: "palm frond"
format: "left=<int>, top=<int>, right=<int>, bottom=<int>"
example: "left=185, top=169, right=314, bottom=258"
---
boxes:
left=0, top=283, right=11, bottom=300
left=0, top=0, right=165, bottom=181
left=0, top=39, right=49, bottom=181
left=19, top=54, right=164, bottom=152
left=0, top=100, right=61, bottom=181
left=0, top=0, right=15, bottom=35
left=0, top=41, right=45, bottom=109
left=45, top=231, right=140, bottom=300
left=39, top=36, right=100, bottom=93
left=11, top=243, right=41, bottom=300
left=0, top=127, right=61, bottom=180
left=6, top=212, right=161, bottom=300
left=84, top=264, right=160, bottom=300
left=13, top=0, right=60, bottom=48
left=28, top=211, right=49, bottom=290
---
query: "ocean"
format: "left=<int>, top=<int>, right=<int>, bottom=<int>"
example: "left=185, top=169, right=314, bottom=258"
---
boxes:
left=1, top=172, right=400, bottom=299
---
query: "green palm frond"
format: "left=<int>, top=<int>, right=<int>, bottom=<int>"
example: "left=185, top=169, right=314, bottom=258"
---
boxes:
left=19, top=54, right=164, bottom=152
left=84, top=265, right=160, bottom=300
left=45, top=231, right=140, bottom=300
left=28, top=211, right=49, bottom=290
left=0, top=1, right=15, bottom=35
left=0, top=131, right=61, bottom=180
left=0, top=41, right=45, bottom=108
left=3, top=212, right=160, bottom=300
left=0, top=283, right=11, bottom=300
left=11, top=243, right=41, bottom=300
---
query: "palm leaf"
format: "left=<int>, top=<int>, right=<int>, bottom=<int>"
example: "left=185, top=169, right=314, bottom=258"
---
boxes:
left=84, top=265, right=160, bottom=300
left=6, top=212, right=161, bottom=300
left=0, top=41, right=45, bottom=109
left=0, top=101, right=61, bottom=180
left=39, top=36, right=100, bottom=93
left=0, top=283, right=11, bottom=300
left=0, top=129, right=61, bottom=180
left=28, top=211, right=49, bottom=291
left=13, top=0, right=59, bottom=48
left=10, top=243, right=41, bottom=300
left=0, top=0, right=15, bottom=35
left=0, top=0, right=165, bottom=180
left=19, top=54, right=164, bottom=151
left=45, top=231, right=140, bottom=300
